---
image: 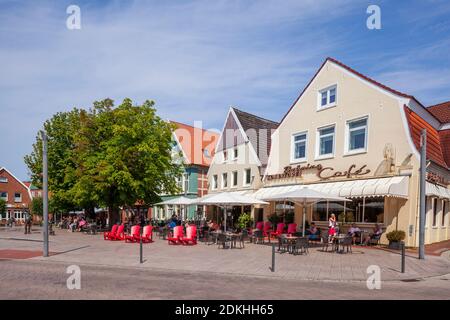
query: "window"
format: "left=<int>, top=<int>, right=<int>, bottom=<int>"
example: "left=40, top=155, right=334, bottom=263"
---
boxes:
left=223, top=150, right=228, bottom=162
left=442, top=200, right=447, bottom=227
left=0, top=177, right=7, bottom=183
left=232, top=171, right=238, bottom=187
left=14, top=193, right=22, bottom=203
left=0, top=192, right=7, bottom=201
left=318, top=85, right=337, bottom=109
left=317, top=125, right=335, bottom=158
left=203, top=148, right=210, bottom=158
left=222, top=173, right=228, bottom=188
left=244, top=168, right=251, bottom=186
left=432, top=198, right=438, bottom=227
left=233, top=148, right=238, bottom=160
left=346, top=117, right=368, bottom=153
left=212, top=175, right=218, bottom=190
left=363, top=197, right=384, bottom=223
left=291, top=132, right=307, bottom=162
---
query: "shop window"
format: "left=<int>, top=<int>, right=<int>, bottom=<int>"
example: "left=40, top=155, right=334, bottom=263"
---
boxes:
left=364, top=197, right=384, bottom=223
left=312, top=201, right=328, bottom=221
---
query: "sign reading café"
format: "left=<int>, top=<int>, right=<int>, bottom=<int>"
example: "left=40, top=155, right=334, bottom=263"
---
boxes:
left=266, top=163, right=371, bottom=181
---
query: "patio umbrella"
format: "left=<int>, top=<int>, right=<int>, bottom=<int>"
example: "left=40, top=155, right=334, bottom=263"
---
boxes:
left=263, top=187, right=350, bottom=236
left=155, top=196, right=197, bottom=221
left=195, top=192, right=269, bottom=231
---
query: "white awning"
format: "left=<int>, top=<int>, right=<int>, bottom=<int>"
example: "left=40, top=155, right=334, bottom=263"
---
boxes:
left=254, top=176, right=410, bottom=200
left=426, top=182, right=450, bottom=199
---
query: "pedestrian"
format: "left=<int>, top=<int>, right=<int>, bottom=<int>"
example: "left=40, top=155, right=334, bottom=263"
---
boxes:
left=24, top=211, right=32, bottom=234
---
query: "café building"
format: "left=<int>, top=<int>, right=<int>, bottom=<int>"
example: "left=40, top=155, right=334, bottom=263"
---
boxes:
left=257, top=57, right=450, bottom=246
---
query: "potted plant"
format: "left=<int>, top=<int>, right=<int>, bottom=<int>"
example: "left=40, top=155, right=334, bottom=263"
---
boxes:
left=237, top=213, right=253, bottom=232
left=284, top=212, right=294, bottom=224
left=267, top=213, right=280, bottom=228
left=386, top=230, right=406, bottom=250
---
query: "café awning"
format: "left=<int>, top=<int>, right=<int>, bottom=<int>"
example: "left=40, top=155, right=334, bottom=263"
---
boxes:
left=426, top=182, right=450, bottom=199
left=254, top=176, right=410, bottom=199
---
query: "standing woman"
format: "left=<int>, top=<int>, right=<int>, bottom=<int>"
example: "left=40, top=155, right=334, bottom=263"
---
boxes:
left=328, top=213, right=337, bottom=240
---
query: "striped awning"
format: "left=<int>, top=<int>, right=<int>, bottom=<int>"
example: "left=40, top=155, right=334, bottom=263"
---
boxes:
left=254, top=176, right=410, bottom=199
left=426, top=182, right=450, bottom=199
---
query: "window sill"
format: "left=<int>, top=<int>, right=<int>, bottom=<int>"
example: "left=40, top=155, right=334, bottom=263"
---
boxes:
left=317, top=104, right=337, bottom=112
left=343, top=150, right=367, bottom=157
left=290, top=158, right=307, bottom=165
left=314, top=154, right=334, bottom=161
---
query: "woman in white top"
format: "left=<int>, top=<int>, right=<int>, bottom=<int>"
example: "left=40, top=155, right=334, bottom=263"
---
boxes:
left=328, top=213, right=337, bottom=237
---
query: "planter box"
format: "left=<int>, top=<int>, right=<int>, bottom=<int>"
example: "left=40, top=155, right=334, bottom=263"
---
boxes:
left=388, top=241, right=401, bottom=250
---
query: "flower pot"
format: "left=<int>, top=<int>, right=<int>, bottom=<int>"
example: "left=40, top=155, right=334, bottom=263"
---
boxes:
left=388, top=241, right=401, bottom=250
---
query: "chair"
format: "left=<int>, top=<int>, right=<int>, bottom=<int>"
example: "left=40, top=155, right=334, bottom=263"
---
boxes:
left=125, top=225, right=141, bottom=243
left=262, top=221, right=272, bottom=239
left=255, top=221, right=264, bottom=231
left=251, top=229, right=264, bottom=244
left=217, top=233, right=231, bottom=249
left=341, top=236, right=353, bottom=253
left=270, top=223, right=285, bottom=240
left=368, top=233, right=382, bottom=246
left=167, top=226, right=184, bottom=245
left=278, top=234, right=290, bottom=253
left=109, top=224, right=126, bottom=241
left=321, top=233, right=331, bottom=252
left=135, top=225, right=153, bottom=243
left=236, top=232, right=246, bottom=249
left=292, top=237, right=309, bottom=255
left=287, top=223, right=297, bottom=235
left=181, top=226, right=197, bottom=245
left=103, top=224, right=118, bottom=240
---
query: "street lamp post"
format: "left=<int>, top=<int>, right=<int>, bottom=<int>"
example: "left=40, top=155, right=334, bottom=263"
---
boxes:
left=40, top=130, right=49, bottom=257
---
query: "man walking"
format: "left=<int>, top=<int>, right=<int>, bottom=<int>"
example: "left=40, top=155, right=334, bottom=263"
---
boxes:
left=24, top=210, right=32, bottom=234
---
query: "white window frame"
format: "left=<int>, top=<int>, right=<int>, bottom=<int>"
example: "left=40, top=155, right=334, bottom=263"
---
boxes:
left=345, top=116, right=369, bottom=155
left=243, top=168, right=252, bottom=186
left=14, top=192, right=22, bottom=203
left=0, top=191, right=7, bottom=201
left=315, top=124, right=336, bottom=160
left=222, top=173, right=228, bottom=189
left=0, top=177, right=7, bottom=183
left=290, top=131, right=308, bottom=163
left=212, top=175, right=218, bottom=190
left=231, top=171, right=238, bottom=188
left=317, top=84, right=337, bottom=110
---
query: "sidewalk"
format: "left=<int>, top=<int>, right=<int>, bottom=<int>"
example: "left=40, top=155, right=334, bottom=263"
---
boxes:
left=1, top=228, right=449, bottom=282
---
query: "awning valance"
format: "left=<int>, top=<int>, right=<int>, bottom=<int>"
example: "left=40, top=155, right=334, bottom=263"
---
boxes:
left=426, top=182, right=450, bottom=199
left=254, top=176, right=410, bottom=199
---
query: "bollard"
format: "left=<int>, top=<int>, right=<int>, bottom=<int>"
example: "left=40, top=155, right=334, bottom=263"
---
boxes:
left=271, top=243, right=275, bottom=272
left=401, top=241, right=405, bottom=273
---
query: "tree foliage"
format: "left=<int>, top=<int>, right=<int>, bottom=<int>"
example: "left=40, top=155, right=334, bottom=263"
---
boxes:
left=25, top=98, right=182, bottom=223
left=0, top=199, right=6, bottom=216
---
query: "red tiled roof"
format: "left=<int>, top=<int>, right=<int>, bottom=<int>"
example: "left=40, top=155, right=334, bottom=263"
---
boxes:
left=438, top=129, right=450, bottom=168
left=428, top=101, right=450, bottom=124
left=171, top=121, right=219, bottom=167
left=403, top=105, right=448, bottom=168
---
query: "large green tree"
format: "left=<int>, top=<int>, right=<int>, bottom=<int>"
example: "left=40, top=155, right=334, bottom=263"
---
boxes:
left=0, top=198, right=6, bottom=218
left=25, top=98, right=181, bottom=224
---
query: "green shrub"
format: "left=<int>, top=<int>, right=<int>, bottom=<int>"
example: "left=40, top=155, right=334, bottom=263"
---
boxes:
left=237, top=213, right=253, bottom=229
left=386, top=230, right=406, bottom=242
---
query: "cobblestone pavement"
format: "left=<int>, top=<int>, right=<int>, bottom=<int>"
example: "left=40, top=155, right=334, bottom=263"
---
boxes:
left=1, top=228, right=449, bottom=282
left=0, top=259, right=449, bottom=299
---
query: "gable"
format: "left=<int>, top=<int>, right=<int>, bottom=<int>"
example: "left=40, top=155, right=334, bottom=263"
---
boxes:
left=215, top=110, right=247, bottom=152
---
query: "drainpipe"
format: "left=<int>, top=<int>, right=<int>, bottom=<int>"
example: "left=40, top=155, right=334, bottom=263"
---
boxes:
left=419, top=129, right=426, bottom=260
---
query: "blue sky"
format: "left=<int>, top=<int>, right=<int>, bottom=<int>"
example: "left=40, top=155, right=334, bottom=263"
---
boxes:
left=1, top=0, right=450, bottom=180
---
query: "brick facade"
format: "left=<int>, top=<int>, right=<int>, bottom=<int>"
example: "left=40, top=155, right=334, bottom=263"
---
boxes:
left=0, top=168, right=32, bottom=224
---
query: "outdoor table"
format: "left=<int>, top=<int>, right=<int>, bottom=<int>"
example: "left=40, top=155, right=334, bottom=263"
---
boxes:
left=283, top=236, right=299, bottom=254
left=224, top=232, right=241, bottom=248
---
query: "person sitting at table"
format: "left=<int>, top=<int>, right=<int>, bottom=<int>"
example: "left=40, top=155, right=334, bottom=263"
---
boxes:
left=363, top=224, right=383, bottom=245
left=306, top=222, right=320, bottom=240
left=347, top=223, right=361, bottom=244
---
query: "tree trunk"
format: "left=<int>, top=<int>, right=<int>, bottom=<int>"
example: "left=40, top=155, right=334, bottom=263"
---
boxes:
left=108, top=206, right=120, bottom=225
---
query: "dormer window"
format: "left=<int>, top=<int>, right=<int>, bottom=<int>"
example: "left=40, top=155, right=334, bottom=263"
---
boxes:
left=318, top=85, right=337, bottom=110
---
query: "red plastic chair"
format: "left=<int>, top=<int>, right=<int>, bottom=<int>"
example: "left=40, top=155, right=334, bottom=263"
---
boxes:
left=181, top=225, right=197, bottom=245
left=255, top=221, right=264, bottom=230
left=287, top=223, right=297, bottom=234
left=110, top=224, right=126, bottom=241
left=167, top=226, right=184, bottom=245
left=270, top=223, right=285, bottom=239
left=125, top=225, right=141, bottom=243
left=135, top=225, right=153, bottom=243
left=103, top=224, right=118, bottom=240
left=262, top=221, right=272, bottom=237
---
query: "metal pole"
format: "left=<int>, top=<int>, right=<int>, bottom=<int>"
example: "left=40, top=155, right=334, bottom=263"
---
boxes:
left=140, top=210, right=144, bottom=264
left=401, top=241, right=405, bottom=273
left=41, top=130, right=49, bottom=257
left=419, top=129, right=426, bottom=260
left=271, top=243, right=275, bottom=272
left=302, top=201, right=306, bottom=237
